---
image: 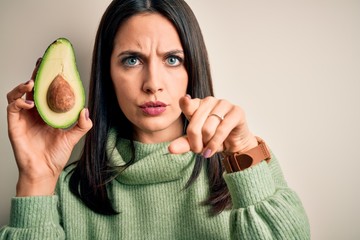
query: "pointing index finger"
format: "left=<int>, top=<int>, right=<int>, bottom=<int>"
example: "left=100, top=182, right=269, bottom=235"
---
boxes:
left=179, top=95, right=201, bottom=120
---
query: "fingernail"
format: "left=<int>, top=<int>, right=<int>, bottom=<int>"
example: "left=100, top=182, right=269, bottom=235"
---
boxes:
left=202, top=149, right=212, bottom=158
left=185, top=94, right=191, bottom=99
left=24, top=80, right=31, bottom=85
left=25, top=100, right=34, bottom=105
left=85, top=108, right=89, bottom=120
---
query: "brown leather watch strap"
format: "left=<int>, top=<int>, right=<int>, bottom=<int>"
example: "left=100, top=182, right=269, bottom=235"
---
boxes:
left=222, top=137, right=271, bottom=173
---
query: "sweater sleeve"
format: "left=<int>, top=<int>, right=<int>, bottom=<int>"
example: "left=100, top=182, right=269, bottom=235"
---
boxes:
left=0, top=196, right=65, bottom=240
left=223, top=153, right=311, bottom=240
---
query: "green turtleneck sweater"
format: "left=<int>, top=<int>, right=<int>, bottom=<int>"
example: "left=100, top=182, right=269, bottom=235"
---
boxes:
left=0, top=130, right=310, bottom=239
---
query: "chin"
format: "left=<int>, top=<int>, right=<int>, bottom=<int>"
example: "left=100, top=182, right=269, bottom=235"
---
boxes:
left=134, top=118, right=183, bottom=141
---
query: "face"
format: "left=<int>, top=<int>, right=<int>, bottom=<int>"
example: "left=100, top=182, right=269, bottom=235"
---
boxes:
left=110, top=13, right=188, bottom=143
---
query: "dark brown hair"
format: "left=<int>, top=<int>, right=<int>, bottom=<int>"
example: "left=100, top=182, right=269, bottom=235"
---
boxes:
left=69, top=0, right=231, bottom=216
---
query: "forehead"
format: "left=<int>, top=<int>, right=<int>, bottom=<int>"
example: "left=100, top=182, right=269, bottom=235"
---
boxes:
left=113, top=13, right=182, bottom=50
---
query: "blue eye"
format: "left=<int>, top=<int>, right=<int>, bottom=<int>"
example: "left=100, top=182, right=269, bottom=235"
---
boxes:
left=123, top=57, right=140, bottom=66
left=166, top=56, right=182, bottom=66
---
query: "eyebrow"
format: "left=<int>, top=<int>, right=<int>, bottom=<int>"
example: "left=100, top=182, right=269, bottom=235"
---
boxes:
left=117, top=50, right=142, bottom=58
left=165, top=50, right=184, bottom=56
left=117, top=49, right=184, bottom=58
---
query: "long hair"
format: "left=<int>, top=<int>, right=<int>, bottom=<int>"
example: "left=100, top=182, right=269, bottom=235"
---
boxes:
left=69, top=0, right=231, bottom=216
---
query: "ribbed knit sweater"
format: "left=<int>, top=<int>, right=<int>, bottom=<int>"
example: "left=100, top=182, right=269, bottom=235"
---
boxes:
left=0, top=129, right=310, bottom=239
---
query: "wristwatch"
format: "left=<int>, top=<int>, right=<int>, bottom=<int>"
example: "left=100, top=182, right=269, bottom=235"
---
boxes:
left=222, top=137, right=271, bottom=173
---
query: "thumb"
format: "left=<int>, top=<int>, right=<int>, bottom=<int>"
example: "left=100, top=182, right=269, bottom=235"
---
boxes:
left=66, top=108, right=93, bottom=147
left=168, top=135, right=191, bottom=154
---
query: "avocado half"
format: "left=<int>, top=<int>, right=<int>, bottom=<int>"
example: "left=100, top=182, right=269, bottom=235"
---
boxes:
left=34, top=38, right=85, bottom=129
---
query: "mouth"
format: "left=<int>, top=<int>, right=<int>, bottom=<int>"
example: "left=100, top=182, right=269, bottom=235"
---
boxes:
left=140, top=101, right=167, bottom=108
left=139, top=101, right=168, bottom=115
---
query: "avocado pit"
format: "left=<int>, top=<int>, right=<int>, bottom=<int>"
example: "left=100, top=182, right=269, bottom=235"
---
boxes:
left=46, top=74, right=75, bottom=113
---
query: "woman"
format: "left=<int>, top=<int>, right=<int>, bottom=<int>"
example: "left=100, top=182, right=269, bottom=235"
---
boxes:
left=1, top=0, right=310, bottom=239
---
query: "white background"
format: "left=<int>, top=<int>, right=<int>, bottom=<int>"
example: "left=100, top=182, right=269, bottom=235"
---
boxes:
left=1, top=1, right=359, bottom=239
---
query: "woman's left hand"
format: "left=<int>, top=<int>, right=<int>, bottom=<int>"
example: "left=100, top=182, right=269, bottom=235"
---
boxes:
left=168, top=95, right=258, bottom=158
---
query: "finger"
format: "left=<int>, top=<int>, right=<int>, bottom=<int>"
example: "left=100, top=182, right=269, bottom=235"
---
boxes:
left=179, top=95, right=201, bottom=120
left=182, top=96, right=218, bottom=153
left=31, top=57, right=42, bottom=80
left=66, top=108, right=93, bottom=147
left=27, top=58, right=42, bottom=101
left=7, top=80, right=34, bottom=104
left=6, top=58, right=41, bottom=104
left=201, top=99, right=232, bottom=144
left=203, top=108, right=242, bottom=157
left=7, top=98, right=35, bottom=115
left=7, top=99, right=35, bottom=140
left=168, top=136, right=191, bottom=154
left=179, top=95, right=203, bottom=153
left=201, top=115, right=222, bottom=144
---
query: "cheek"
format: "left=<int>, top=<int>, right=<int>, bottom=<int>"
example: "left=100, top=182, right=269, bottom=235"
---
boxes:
left=175, top=72, right=188, bottom=96
left=111, top=68, right=136, bottom=104
left=112, top=77, right=133, bottom=110
left=170, top=75, right=188, bottom=111
left=114, top=89, right=137, bottom=122
left=169, top=67, right=188, bottom=90
left=114, top=83, right=133, bottom=108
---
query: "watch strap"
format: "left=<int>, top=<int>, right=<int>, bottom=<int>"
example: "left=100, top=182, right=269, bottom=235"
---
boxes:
left=222, top=137, right=271, bottom=173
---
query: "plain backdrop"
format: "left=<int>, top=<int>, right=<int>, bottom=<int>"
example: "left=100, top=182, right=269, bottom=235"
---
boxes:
left=1, top=1, right=359, bottom=239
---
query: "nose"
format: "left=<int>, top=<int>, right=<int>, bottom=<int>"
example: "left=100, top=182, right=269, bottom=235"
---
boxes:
left=142, top=61, right=164, bottom=94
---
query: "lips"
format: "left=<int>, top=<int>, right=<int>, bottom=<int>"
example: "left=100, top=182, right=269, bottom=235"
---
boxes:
left=139, top=101, right=168, bottom=116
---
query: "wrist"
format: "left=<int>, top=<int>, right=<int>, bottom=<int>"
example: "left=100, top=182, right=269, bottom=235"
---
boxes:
left=16, top=175, right=57, bottom=197
left=232, top=134, right=258, bottom=153
left=223, top=136, right=271, bottom=173
left=241, top=135, right=259, bottom=152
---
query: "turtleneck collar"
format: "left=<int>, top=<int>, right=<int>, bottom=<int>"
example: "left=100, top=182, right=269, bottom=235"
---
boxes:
left=106, top=128, right=196, bottom=185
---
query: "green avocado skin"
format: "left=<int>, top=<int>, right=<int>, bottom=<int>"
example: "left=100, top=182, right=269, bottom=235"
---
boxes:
left=34, top=38, right=85, bottom=129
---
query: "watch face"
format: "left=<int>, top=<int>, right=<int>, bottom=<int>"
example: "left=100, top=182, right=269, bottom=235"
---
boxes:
left=237, top=154, right=253, bottom=170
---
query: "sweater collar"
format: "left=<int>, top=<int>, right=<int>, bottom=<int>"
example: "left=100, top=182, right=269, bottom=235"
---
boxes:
left=106, top=128, right=196, bottom=185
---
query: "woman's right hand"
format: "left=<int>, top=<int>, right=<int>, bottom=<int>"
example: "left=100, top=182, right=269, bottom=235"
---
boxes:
left=6, top=59, right=93, bottom=197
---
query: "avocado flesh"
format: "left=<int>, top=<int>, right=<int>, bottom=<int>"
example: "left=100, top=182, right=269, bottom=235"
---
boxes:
left=34, top=38, right=85, bottom=129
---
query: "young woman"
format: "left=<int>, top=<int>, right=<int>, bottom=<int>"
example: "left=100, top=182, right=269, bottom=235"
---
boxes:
left=2, top=0, right=310, bottom=239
